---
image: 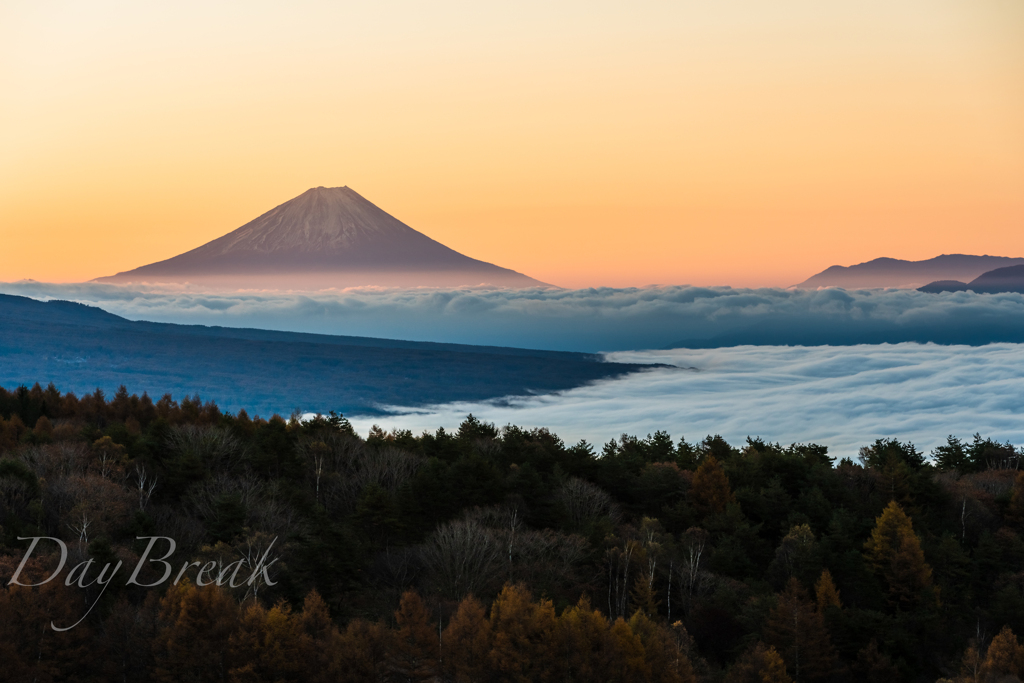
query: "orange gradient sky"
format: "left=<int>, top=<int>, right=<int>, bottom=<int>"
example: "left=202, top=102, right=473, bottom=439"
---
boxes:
left=1, top=1, right=1023, bottom=288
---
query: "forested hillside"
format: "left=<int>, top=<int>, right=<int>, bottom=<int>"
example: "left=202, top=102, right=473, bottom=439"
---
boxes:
left=1, top=382, right=1023, bottom=682
left=0, top=293, right=650, bottom=415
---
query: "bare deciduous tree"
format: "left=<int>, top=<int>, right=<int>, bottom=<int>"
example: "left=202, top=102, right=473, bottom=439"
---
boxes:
left=133, top=463, right=158, bottom=511
left=680, top=527, right=713, bottom=615
left=420, top=518, right=501, bottom=600
left=558, top=477, right=619, bottom=533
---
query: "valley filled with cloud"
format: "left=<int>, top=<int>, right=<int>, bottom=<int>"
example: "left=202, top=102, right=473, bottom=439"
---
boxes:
left=351, top=343, right=1024, bottom=459
left=3, top=281, right=1024, bottom=352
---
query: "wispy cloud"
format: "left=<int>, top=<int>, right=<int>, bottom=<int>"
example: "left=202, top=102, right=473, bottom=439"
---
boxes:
left=3, top=281, right=1024, bottom=352
left=347, top=343, right=1024, bottom=459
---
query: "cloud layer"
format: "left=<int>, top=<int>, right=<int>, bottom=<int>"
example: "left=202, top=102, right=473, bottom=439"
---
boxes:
left=3, top=282, right=1024, bottom=352
left=348, top=343, right=1024, bottom=459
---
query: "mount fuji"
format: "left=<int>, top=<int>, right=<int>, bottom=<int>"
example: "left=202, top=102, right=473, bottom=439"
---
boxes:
left=95, top=186, right=548, bottom=289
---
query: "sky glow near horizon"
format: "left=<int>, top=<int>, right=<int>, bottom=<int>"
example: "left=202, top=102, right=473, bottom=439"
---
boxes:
left=344, top=344, right=1024, bottom=459
left=2, top=1, right=1023, bottom=288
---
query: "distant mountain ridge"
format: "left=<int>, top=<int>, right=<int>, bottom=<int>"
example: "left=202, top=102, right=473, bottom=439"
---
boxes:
left=796, top=254, right=1024, bottom=290
left=96, top=186, right=547, bottom=289
left=920, top=264, right=1024, bottom=294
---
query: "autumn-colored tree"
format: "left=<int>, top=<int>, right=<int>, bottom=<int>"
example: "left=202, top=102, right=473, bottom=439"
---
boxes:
left=628, top=611, right=698, bottom=683
left=814, top=569, right=841, bottom=612
left=863, top=501, right=934, bottom=605
left=0, top=414, right=26, bottom=451
left=95, top=595, right=159, bottom=682
left=557, top=595, right=613, bottom=681
left=228, top=600, right=308, bottom=683
left=89, top=435, right=128, bottom=478
left=725, top=642, right=794, bottom=683
left=980, top=625, right=1024, bottom=682
left=488, top=583, right=559, bottom=682
left=293, top=591, right=343, bottom=683
left=959, top=641, right=983, bottom=683
left=689, top=456, right=734, bottom=517
left=1007, top=471, right=1024, bottom=530
left=852, top=640, right=898, bottom=683
left=152, top=581, right=240, bottom=683
left=33, top=415, right=54, bottom=440
left=0, top=580, right=96, bottom=683
left=762, top=578, right=836, bottom=682
left=387, top=590, right=439, bottom=682
left=607, top=617, right=649, bottom=683
left=335, top=619, right=389, bottom=682
left=442, top=594, right=493, bottom=682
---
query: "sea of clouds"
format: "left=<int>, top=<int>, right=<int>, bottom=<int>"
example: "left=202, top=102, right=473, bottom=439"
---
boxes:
left=3, top=281, right=1024, bottom=352
left=346, top=343, right=1024, bottom=459
left=3, top=282, right=1022, bottom=458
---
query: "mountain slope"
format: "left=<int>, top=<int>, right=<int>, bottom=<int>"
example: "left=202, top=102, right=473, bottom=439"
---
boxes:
left=795, top=254, right=1024, bottom=289
left=96, top=187, right=547, bottom=289
left=0, top=294, right=649, bottom=416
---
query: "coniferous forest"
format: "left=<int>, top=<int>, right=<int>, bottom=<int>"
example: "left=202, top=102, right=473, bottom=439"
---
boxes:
left=2, top=382, right=1024, bottom=682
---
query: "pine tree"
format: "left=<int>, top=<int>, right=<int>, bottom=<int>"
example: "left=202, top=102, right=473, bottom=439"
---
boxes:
left=863, top=501, right=934, bottom=605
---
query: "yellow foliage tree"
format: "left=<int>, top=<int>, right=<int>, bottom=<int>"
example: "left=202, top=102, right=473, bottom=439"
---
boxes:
left=557, top=595, right=613, bottom=681
left=228, top=600, right=306, bottom=682
left=863, top=500, right=934, bottom=605
left=607, top=617, right=649, bottom=682
left=442, top=594, right=493, bottom=683
left=725, top=642, right=794, bottom=683
left=153, top=582, right=239, bottom=683
left=628, top=610, right=698, bottom=683
left=335, top=619, right=388, bottom=682
left=488, top=583, right=558, bottom=682
left=980, top=625, right=1024, bottom=682
left=814, top=570, right=841, bottom=612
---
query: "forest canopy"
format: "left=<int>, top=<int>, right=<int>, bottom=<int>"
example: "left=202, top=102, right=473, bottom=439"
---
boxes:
left=1, top=381, right=1023, bottom=683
